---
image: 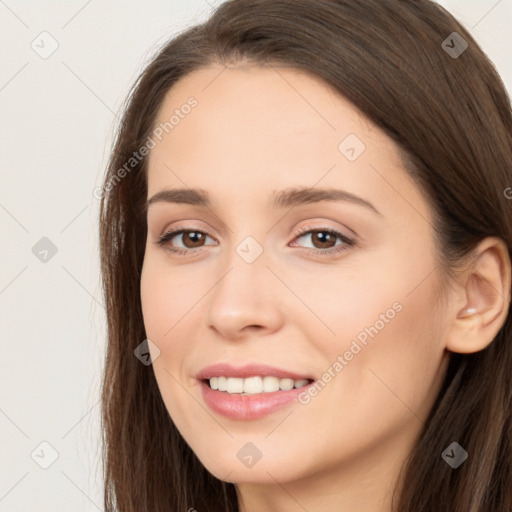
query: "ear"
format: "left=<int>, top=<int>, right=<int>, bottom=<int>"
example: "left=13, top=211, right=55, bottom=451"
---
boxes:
left=445, top=237, right=511, bottom=354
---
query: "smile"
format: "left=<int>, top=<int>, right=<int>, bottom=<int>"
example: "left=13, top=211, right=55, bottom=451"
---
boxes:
left=207, top=376, right=312, bottom=394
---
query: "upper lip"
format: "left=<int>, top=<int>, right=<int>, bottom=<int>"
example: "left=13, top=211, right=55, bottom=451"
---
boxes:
left=196, top=363, right=314, bottom=381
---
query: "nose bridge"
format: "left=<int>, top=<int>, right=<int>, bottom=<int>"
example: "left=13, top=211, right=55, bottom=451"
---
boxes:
left=206, top=233, right=283, bottom=336
left=213, top=234, right=268, bottom=310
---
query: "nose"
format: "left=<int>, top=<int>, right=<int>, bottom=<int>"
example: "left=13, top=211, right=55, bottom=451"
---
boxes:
left=206, top=248, right=284, bottom=340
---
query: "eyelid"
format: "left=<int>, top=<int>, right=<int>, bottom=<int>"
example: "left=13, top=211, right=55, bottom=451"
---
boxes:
left=293, top=223, right=352, bottom=239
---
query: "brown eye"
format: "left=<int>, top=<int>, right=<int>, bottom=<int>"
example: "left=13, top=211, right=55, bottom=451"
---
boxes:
left=308, top=230, right=337, bottom=249
left=155, top=228, right=217, bottom=255
left=178, top=231, right=206, bottom=248
left=291, top=226, right=356, bottom=257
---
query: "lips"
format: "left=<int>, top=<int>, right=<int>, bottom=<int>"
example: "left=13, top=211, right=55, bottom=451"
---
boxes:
left=196, top=363, right=316, bottom=420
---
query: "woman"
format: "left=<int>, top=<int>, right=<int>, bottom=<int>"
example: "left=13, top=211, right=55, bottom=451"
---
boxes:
left=98, top=0, right=512, bottom=510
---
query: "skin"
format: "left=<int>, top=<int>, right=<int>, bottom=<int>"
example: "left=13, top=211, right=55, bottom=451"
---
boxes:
left=140, top=63, right=511, bottom=511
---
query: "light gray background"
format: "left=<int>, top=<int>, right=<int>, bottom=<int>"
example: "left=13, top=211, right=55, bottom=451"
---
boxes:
left=1, top=1, right=511, bottom=510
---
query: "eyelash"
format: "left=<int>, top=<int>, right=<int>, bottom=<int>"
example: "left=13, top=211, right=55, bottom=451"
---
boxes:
left=154, top=224, right=356, bottom=257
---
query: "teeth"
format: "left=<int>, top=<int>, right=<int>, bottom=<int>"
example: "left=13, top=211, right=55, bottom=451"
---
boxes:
left=217, top=376, right=227, bottom=391
left=262, top=376, right=279, bottom=392
left=226, top=377, right=244, bottom=394
left=280, top=378, right=294, bottom=390
left=207, top=376, right=311, bottom=394
left=244, top=376, right=263, bottom=394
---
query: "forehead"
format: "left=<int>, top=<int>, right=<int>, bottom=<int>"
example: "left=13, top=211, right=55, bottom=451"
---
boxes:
left=149, top=63, right=369, bottom=164
left=146, top=64, right=426, bottom=221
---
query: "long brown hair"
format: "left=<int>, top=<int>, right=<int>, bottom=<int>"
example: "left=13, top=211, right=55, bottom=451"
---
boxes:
left=99, top=1, right=512, bottom=510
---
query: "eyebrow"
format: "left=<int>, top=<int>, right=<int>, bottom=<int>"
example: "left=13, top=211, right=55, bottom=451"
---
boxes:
left=144, top=187, right=382, bottom=216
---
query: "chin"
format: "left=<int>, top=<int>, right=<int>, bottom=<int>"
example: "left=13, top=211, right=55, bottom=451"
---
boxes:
left=193, top=445, right=309, bottom=485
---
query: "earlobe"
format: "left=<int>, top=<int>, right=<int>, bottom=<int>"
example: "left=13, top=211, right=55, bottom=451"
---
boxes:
left=445, top=237, right=511, bottom=355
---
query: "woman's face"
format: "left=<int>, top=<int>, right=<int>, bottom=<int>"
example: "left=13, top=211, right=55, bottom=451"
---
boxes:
left=140, top=63, right=452, bottom=490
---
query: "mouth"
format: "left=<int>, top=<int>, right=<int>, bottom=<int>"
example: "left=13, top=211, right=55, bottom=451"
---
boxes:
left=196, top=363, right=317, bottom=420
left=202, top=376, right=314, bottom=395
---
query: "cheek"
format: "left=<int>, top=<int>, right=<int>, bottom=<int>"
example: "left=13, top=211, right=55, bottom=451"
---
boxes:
left=140, top=273, right=197, bottom=443
left=140, top=254, right=201, bottom=341
left=140, top=260, right=187, bottom=394
left=300, top=242, right=447, bottom=421
left=140, top=256, right=206, bottom=408
left=140, top=274, right=170, bottom=336
left=316, top=271, right=446, bottom=432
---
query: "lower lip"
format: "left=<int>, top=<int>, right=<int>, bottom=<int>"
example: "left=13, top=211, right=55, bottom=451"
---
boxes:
left=199, top=380, right=313, bottom=420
